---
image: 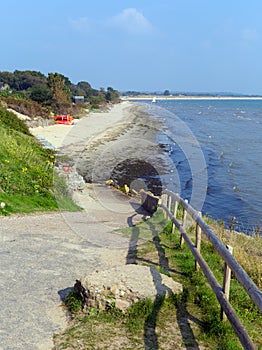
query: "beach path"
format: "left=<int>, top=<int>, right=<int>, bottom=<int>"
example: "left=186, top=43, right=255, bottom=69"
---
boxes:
left=0, top=102, right=154, bottom=349
left=0, top=183, right=149, bottom=350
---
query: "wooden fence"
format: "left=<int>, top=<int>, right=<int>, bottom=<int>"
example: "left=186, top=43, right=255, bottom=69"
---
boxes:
left=143, top=189, right=262, bottom=350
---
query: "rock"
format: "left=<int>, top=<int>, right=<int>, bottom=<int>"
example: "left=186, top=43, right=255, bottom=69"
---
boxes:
left=105, top=179, right=114, bottom=186
left=80, top=265, right=183, bottom=312
left=55, top=163, right=86, bottom=193
left=73, top=279, right=90, bottom=309
left=115, top=299, right=131, bottom=311
left=140, top=190, right=159, bottom=214
left=124, top=184, right=130, bottom=195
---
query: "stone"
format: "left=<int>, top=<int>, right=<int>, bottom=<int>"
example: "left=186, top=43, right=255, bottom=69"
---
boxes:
left=80, top=265, right=183, bottom=312
left=140, top=190, right=159, bottom=214
left=55, top=163, right=86, bottom=193
left=115, top=299, right=131, bottom=311
left=73, top=279, right=89, bottom=309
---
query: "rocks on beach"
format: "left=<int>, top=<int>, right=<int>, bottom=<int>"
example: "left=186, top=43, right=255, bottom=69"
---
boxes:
left=55, top=162, right=86, bottom=193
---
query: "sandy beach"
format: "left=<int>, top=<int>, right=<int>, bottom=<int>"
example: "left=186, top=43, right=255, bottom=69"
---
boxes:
left=30, top=101, right=135, bottom=149
left=31, top=101, right=172, bottom=194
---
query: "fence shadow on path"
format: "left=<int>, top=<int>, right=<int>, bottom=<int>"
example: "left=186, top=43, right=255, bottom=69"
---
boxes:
left=125, top=207, right=202, bottom=349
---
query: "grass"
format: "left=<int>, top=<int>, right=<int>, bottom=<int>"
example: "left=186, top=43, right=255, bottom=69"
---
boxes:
left=54, top=293, right=187, bottom=350
left=0, top=107, right=80, bottom=215
left=53, top=210, right=262, bottom=349
left=153, top=216, right=262, bottom=349
left=205, top=216, right=262, bottom=289
left=0, top=104, right=32, bottom=135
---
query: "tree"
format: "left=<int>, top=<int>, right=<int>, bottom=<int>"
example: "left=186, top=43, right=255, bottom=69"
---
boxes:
left=30, top=85, right=53, bottom=104
left=57, top=73, right=72, bottom=88
left=0, top=69, right=121, bottom=111
left=13, top=70, right=47, bottom=90
left=47, top=73, right=71, bottom=104
left=105, top=87, right=120, bottom=102
left=0, top=70, right=48, bottom=91
left=163, top=90, right=170, bottom=96
left=0, top=71, right=14, bottom=88
left=76, top=81, right=94, bottom=98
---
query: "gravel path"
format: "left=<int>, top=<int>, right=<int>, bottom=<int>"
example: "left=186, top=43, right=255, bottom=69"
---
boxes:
left=0, top=185, right=148, bottom=350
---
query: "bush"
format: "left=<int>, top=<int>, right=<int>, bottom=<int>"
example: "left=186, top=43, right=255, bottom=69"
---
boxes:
left=1, top=96, right=50, bottom=118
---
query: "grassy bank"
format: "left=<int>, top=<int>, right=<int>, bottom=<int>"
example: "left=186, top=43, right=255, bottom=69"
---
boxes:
left=0, top=106, right=79, bottom=215
left=53, top=210, right=261, bottom=349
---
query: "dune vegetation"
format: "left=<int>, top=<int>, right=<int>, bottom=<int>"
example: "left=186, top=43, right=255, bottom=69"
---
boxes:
left=0, top=106, right=79, bottom=215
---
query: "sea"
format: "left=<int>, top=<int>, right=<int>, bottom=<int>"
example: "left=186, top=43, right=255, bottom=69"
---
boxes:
left=136, top=99, right=262, bottom=234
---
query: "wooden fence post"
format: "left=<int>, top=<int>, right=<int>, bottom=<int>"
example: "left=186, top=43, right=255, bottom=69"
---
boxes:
left=172, top=201, right=179, bottom=234
left=167, top=195, right=172, bottom=213
left=221, top=245, right=234, bottom=321
left=162, top=194, right=167, bottom=218
left=164, top=194, right=169, bottom=219
left=180, top=199, right=188, bottom=247
left=195, top=211, right=202, bottom=271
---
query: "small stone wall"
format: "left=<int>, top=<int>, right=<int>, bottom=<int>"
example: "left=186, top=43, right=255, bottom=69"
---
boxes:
left=79, top=265, right=183, bottom=312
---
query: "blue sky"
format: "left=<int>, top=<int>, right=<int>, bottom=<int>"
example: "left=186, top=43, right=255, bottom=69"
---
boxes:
left=1, top=0, right=262, bottom=94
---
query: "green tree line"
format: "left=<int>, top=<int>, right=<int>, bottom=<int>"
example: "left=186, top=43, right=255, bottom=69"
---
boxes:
left=0, top=70, right=120, bottom=113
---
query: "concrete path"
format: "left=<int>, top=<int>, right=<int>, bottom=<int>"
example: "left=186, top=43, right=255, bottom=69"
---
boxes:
left=0, top=185, right=148, bottom=350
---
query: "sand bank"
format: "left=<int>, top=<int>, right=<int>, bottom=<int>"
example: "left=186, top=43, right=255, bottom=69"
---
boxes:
left=30, top=100, right=172, bottom=194
left=30, top=101, right=134, bottom=149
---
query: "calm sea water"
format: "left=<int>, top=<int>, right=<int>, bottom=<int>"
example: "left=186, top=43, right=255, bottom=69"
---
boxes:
left=138, top=99, right=262, bottom=233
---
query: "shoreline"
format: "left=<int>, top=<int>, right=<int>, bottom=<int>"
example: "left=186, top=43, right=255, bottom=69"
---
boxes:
left=124, top=96, right=262, bottom=101
left=30, top=101, right=261, bottom=233
left=31, top=101, right=169, bottom=193
left=60, top=102, right=168, bottom=190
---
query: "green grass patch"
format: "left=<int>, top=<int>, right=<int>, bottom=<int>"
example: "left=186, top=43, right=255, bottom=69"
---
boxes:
left=54, top=293, right=185, bottom=350
left=0, top=108, right=80, bottom=215
left=65, top=290, right=83, bottom=313
left=0, top=105, right=31, bottom=135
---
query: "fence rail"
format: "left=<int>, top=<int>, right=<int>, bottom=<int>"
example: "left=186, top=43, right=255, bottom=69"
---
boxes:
left=143, top=189, right=262, bottom=350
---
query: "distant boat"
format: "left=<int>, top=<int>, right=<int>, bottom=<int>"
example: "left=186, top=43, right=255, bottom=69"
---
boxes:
left=152, top=97, right=156, bottom=103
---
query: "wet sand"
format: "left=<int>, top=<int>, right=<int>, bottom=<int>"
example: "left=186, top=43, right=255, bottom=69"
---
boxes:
left=31, top=101, right=172, bottom=194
